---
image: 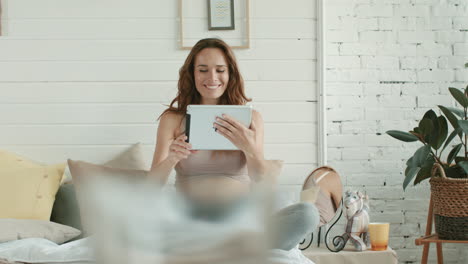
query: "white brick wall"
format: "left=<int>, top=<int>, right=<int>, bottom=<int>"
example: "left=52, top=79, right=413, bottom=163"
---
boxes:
left=327, top=0, right=468, bottom=263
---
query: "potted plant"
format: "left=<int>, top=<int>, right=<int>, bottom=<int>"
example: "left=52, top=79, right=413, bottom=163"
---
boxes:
left=386, top=64, right=468, bottom=240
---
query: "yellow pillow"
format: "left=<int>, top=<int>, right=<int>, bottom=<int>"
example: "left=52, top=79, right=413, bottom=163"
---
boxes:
left=0, top=150, right=66, bottom=220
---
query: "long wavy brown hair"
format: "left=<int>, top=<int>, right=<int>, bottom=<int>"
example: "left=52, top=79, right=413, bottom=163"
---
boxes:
left=160, top=38, right=251, bottom=118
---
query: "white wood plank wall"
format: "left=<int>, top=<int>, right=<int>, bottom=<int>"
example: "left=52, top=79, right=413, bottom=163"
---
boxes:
left=0, top=0, right=318, bottom=186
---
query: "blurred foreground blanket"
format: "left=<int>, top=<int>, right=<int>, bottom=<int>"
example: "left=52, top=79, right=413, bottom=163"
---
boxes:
left=0, top=177, right=316, bottom=264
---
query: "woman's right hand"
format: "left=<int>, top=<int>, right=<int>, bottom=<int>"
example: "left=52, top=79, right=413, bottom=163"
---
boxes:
left=166, top=134, right=197, bottom=164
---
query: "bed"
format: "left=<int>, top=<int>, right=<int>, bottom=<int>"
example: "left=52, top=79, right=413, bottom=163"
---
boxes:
left=0, top=144, right=315, bottom=264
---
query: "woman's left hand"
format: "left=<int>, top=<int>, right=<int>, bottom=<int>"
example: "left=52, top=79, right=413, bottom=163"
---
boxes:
left=213, top=114, right=261, bottom=158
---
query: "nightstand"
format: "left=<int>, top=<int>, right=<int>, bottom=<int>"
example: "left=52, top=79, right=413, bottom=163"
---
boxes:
left=302, top=246, right=398, bottom=264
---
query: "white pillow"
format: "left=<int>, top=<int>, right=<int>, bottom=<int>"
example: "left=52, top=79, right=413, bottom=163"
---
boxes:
left=60, top=142, right=147, bottom=184
left=0, top=219, right=81, bottom=244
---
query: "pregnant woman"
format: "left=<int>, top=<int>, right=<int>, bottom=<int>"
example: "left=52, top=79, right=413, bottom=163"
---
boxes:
left=150, top=38, right=319, bottom=251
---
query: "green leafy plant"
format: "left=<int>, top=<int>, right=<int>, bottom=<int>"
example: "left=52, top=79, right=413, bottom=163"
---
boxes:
left=387, top=78, right=468, bottom=190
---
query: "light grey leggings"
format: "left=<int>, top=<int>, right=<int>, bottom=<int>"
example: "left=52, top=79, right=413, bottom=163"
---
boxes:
left=269, top=202, right=320, bottom=250
left=187, top=199, right=320, bottom=251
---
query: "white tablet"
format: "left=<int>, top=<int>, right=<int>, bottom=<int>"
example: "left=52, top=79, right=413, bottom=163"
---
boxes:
left=186, top=105, right=253, bottom=150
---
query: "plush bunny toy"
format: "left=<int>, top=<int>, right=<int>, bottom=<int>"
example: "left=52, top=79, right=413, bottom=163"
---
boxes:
left=333, top=190, right=370, bottom=251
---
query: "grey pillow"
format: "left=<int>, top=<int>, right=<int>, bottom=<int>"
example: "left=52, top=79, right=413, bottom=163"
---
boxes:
left=0, top=219, right=81, bottom=244
left=50, top=183, right=82, bottom=238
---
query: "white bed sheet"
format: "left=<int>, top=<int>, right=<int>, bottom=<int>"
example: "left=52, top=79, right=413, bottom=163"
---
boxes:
left=0, top=237, right=314, bottom=264
left=0, top=237, right=93, bottom=264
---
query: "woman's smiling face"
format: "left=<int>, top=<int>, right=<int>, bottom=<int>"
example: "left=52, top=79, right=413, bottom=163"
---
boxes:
left=194, top=47, right=230, bottom=105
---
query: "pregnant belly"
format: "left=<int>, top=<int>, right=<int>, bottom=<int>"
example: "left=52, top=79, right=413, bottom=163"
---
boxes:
left=177, top=175, right=251, bottom=203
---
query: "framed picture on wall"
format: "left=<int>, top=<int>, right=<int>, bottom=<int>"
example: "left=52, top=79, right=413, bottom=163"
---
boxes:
left=179, top=0, right=250, bottom=49
left=208, top=0, right=235, bottom=30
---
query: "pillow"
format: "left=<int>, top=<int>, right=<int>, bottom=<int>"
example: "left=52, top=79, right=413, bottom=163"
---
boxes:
left=68, top=160, right=149, bottom=184
left=250, top=159, right=284, bottom=184
left=67, top=159, right=149, bottom=236
left=0, top=219, right=81, bottom=244
left=0, top=150, right=66, bottom=220
left=264, top=159, right=284, bottom=181
left=51, top=143, right=147, bottom=236
left=60, top=142, right=147, bottom=184
left=50, top=183, right=82, bottom=232
left=102, top=142, right=147, bottom=170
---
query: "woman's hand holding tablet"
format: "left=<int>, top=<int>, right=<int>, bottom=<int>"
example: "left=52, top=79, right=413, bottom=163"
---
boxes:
left=186, top=105, right=252, bottom=150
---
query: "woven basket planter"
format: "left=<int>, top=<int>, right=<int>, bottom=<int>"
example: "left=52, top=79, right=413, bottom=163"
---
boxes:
left=430, top=164, right=468, bottom=240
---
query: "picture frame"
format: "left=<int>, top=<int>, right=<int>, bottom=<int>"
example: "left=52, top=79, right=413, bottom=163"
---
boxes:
left=178, top=0, right=250, bottom=49
left=208, top=0, right=235, bottom=30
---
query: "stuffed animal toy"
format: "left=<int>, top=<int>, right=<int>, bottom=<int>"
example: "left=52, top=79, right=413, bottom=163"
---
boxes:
left=333, top=190, right=370, bottom=251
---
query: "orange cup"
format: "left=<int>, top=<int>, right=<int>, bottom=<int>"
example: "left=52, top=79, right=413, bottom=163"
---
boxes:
left=368, top=222, right=390, bottom=251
